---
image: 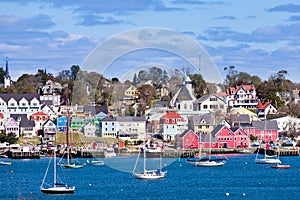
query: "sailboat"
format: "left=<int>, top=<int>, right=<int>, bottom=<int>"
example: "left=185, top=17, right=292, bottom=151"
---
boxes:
left=193, top=133, right=226, bottom=167
left=86, top=149, right=105, bottom=166
left=132, top=118, right=166, bottom=179
left=255, top=121, right=281, bottom=164
left=40, top=149, right=75, bottom=194
left=132, top=148, right=166, bottom=179
left=58, top=115, right=84, bottom=169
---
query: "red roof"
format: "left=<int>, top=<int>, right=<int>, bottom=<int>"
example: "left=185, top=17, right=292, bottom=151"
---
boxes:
left=257, top=101, right=271, bottom=109
left=0, top=113, right=4, bottom=118
left=30, top=112, right=49, bottom=117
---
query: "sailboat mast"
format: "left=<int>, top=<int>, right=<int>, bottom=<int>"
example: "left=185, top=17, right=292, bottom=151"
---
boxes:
left=54, top=149, right=57, bottom=188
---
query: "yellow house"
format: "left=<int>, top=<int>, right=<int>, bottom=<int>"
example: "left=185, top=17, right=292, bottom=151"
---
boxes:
left=189, top=114, right=215, bottom=134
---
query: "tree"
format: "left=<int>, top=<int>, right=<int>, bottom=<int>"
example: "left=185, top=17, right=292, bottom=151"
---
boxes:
left=137, top=84, right=156, bottom=115
left=189, top=74, right=207, bottom=98
left=223, top=65, right=238, bottom=86
left=0, top=67, right=6, bottom=84
left=132, top=73, right=138, bottom=86
left=70, top=65, right=80, bottom=80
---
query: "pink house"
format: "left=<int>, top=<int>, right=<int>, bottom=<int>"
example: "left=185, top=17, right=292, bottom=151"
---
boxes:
left=251, top=120, right=278, bottom=143
left=212, top=124, right=250, bottom=148
left=176, top=129, right=199, bottom=150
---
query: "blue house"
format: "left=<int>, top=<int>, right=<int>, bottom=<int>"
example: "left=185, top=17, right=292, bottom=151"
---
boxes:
left=57, top=116, right=67, bottom=132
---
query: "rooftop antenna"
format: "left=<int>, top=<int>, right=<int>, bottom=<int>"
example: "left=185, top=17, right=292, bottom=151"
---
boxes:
left=198, top=54, right=201, bottom=74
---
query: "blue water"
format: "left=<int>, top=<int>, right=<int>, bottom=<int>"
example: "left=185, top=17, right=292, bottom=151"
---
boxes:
left=0, top=154, right=299, bottom=200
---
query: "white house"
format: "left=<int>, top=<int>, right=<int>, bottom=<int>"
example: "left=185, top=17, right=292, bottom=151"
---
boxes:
left=193, top=94, right=227, bottom=114
left=83, top=122, right=97, bottom=137
left=99, top=115, right=118, bottom=138
left=271, top=116, right=300, bottom=136
left=226, top=85, right=258, bottom=108
left=256, top=101, right=278, bottom=120
left=116, top=116, right=146, bottom=140
left=43, top=119, right=57, bottom=143
left=0, top=94, right=41, bottom=119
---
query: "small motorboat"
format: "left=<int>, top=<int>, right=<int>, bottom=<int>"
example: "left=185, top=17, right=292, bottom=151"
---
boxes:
left=271, top=164, right=291, bottom=169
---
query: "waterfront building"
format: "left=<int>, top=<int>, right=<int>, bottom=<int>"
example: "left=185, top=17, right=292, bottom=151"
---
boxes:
left=116, top=116, right=146, bottom=140
left=251, top=120, right=279, bottom=143
left=213, top=124, right=250, bottom=148
left=176, top=129, right=199, bottom=150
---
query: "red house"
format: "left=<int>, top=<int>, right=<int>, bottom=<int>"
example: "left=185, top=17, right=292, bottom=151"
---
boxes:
left=213, top=124, right=250, bottom=148
left=176, top=129, right=199, bottom=150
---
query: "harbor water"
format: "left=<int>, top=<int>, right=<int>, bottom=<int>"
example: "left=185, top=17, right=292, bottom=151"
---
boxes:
left=0, top=154, right=299, bottom=200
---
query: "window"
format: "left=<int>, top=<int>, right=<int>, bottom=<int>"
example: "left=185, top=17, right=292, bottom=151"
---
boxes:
left=203, top=105, right=208, bottom=109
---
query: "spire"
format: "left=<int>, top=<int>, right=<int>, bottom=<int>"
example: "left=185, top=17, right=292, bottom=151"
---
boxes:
left=5, top=57, right=9, bottom=77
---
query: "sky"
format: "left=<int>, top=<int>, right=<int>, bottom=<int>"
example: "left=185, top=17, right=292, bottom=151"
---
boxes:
left=1, top=0, right=300, bottom=84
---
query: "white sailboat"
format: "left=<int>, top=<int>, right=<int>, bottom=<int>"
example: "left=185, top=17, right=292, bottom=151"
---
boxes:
left=255, top=120, right=281, bottom=164
left=132, top=148, right=166, bottom=179
left=193, top=132, right=226, bottom=167
left=132, top=117, right=166, bottom=179
left=40, top=149, right=75, bottom=194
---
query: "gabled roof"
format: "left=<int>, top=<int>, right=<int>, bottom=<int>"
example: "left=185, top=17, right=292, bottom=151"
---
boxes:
left=153, top=101, right=168, bottom=108
left=194, top=94, right=226, bottom=104
left=211, top=124, right=225, bottom=137
left=0, top=94, right=40, bottom=102
left=179, top=129, right=198, bottom=138
left=161, top=111, right=183, bottom=119
left=31, top=111, right=49, bottom=117
left=256, top=101, right=272, bottom=110
left=189, top=114, right=215, bottom=125
left=84, top=105, right=109, bottom=115
left=11, top=114, right=35, bottom=127
left=227, top=84, right=255, bottom=95
left=176, top=85, right=194, bottom=101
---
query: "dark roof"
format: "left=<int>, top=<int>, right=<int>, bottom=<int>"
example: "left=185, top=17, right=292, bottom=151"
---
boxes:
left=176, top=85, right=194, bottom=101
left=153, top=101, right=168, bottom=108
left=231, top=114, right=251, bottom=124
left=116, top=116, right=146, bottom=122
left=211, top=124, right=224, bottom=137
left=84, top=105, right=109, bottom=115
left=0, top=94, right=40, bottom=102
left=189, top=114, right=215, bottom=125
left=10, top=114, right=35, bottom=127
left=252, top=120, right=278, bottom=130
left=100, top=115, right=117, bottom=122
left=194, top=94, right=226, bottom=103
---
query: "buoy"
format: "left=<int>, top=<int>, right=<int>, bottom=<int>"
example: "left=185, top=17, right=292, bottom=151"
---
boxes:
left=89, top=183, right=92, bottom=187
left=226, top=192, right=230, bottom=196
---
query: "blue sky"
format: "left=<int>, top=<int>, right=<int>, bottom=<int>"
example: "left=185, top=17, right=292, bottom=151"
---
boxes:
left=1, top=0, right=300, bottom=83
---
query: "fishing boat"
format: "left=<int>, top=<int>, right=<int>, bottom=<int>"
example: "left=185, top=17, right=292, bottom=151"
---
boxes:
left=132, top=117, right=166, bottom=179
left=40, top=149, right=75, bottom=194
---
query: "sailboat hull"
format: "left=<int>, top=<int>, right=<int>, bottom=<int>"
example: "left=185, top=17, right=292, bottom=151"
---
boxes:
left=193, top=160, right=226, bottom=167
left=40, top=186, right=75, bottom=194
left=255, top=158, right=281, bottom=164
left=132, top=171, right=166, bottom=179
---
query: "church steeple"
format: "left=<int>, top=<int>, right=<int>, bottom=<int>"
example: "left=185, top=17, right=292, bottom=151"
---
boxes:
left=5, top=58, right=9, bottom=76
left=4, top=57, right=11, bottom=88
